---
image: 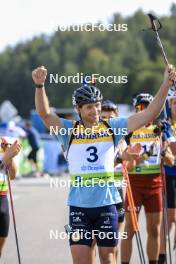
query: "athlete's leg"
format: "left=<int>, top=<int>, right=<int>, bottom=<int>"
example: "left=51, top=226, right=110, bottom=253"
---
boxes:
left=160, top=209, right=175, bottom=252
left=115, top=187, right=125, bottom=263
left=0, top=196, right=10, bottom=258
left=0, top=238, right=7, bottom=258
left=28, top=148, right=39, bottom=172
left=95, top=205, right=118, bottom=264
left=159, top=218, right=167, bottom=256
left=168, top=208, right=176, bottom=230
left=166, top=175, right=176, bottom=232
left=71, top=245, right=93, bottom=264
left=98, top=246, right=117, bottom=264
left=90, top=239, right=96, bottom=264
left=121, top=212, right=137, bottom=263
left=166, top=176, right=176, bottom=232
left=118, top=222, right=124, bottom=234
left=116, top=208, right=125, bottom=263
left=159, top=176, right=176, bottom=263
left=146, top=212, right=162, bottom=261
left=69, top=206, right=94, bottom=263
left=141, top=176, right=163, bottom=262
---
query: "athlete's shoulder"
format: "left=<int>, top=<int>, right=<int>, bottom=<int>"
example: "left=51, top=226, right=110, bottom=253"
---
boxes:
left=108, top=116, right=128, bottom=129
left=60, top=118, right=74, bottom=129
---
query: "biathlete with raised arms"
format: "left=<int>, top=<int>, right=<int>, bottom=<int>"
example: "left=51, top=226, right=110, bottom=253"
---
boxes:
left=32, top=65, right=176, bottom=264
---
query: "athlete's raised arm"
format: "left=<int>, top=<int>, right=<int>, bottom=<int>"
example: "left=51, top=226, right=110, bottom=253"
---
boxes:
left=128, top=65, right=176, bottom=132
left=32, top=66, right=63, bottom=130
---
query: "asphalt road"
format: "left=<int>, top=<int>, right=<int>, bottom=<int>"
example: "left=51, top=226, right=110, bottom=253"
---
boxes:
left=1, top=175, right=175, bottom=264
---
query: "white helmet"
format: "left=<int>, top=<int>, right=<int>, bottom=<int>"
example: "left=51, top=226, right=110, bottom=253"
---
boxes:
left=133, top=93, right=154, bottom=107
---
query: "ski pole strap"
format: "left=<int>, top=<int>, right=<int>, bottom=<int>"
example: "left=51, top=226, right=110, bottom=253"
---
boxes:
left=147, top=13, right=162, bottom=31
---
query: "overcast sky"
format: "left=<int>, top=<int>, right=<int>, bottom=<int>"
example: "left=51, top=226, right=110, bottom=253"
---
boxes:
left=1, top=0, right=175, bottom=52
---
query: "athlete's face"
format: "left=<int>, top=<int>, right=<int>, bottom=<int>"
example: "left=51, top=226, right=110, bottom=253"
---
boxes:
left=101, top=110, right=117, bottom=119
left=78, top=102, right=101, bottom=124
left=170, top=98, right=176, bottom=117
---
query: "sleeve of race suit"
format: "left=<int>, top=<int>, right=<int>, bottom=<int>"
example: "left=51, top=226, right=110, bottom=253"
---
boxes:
left=108, top=117, right=128, bottom=146
left=162, top=120, right=176, bottom=143
left=56, top=118, right=73, bottom=152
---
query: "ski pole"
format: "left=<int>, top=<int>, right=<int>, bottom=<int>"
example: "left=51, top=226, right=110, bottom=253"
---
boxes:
left=145, top=13, right=176, bottom=90
left=7, top=170, right=22, bottom=264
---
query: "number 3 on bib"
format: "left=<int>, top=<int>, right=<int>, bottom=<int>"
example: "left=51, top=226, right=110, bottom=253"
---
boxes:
left=86, top=146, right=98, bottom=162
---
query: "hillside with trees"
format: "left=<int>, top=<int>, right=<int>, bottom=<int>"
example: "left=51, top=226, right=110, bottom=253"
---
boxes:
left=0, top=4, right=176, bottom=117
